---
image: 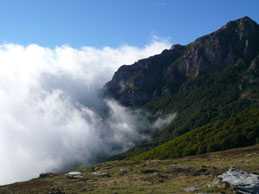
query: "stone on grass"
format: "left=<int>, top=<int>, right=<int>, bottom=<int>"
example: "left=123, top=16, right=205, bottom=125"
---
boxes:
left=183, top=186, right=200, bottom=192
left=218, top=167, right=259, bottom=194
left=65, top=171, right=83, bottom=179
left=119, top=168, right=128, bottom=175
left=91, top=171, right=110, bottom=177
left=154, top=172, right=163, bottom=177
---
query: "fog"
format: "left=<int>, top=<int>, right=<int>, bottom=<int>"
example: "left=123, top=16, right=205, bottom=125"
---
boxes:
left=0, top=39, right=173, bottom=185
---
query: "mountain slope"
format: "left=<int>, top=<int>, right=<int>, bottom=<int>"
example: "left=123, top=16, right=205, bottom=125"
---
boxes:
left=105, top=16, right=259, bottom=160
left=130, top=108, right=259, bottom=160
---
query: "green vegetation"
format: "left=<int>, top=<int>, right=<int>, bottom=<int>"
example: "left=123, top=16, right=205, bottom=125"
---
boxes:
left=109, top=17, right=259, bottom=160
left=112, top=65, right=259, bottom=160
left=129, top=108, right=259, bottom=160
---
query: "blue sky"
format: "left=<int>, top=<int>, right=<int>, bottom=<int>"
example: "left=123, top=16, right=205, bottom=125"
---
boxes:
left=0, top=0, right=258, bottom=48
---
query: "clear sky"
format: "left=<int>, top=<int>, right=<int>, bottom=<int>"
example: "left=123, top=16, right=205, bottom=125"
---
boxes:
left=0, top=0, right=258, bottom=48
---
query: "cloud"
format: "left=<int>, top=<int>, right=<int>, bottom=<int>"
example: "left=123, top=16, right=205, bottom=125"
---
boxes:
left=0, top=39, right=171, bottom=185
left=153, top=113, right=177, bottom=129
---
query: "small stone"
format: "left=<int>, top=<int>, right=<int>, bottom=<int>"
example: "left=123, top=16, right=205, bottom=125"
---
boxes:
left=91, top=171, right=110, bottom=177
left=154, top=172, right=163, bottom=177
left=183, top=186, right=200, bottom=192
left=119, top=168, right=128, bottom=175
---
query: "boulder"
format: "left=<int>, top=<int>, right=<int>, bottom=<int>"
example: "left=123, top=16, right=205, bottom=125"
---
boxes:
left=65, top=171, right=83, bottom=179
left=218, top=167, right=259, bottom=194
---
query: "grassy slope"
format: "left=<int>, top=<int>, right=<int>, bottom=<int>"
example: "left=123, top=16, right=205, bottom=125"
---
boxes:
left=129, top=108, right=259, bottom=160
left=1, top=145, right=259, bottom=194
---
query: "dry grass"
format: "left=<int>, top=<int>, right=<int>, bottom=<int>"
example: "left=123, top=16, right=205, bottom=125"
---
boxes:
left=1, top=145, right=259, bottom=194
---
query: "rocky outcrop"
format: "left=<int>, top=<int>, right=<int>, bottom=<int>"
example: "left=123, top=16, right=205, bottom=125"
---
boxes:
left=178, top=17, right=259, bottom=78
left=218, top=167, right=259, bottom=194
left=105, top=17, right=259, bottom=106
left=105, top=44, right=186, bottom=106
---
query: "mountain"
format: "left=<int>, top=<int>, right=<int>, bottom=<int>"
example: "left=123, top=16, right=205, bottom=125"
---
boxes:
left=105, top=16, right=259, bottom=160
left=1, top=16, right=259, bottom=194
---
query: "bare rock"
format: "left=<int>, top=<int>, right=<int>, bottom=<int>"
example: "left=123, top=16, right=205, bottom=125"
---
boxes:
left=65, top=171, right=83, bottom=179
left=218, top=167, right=259, bottom=194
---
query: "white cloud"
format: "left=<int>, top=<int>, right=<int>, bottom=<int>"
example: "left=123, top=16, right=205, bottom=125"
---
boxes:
left=0, top=39, right=171, bottom=185
left=153, top=113, right=177, bottom=129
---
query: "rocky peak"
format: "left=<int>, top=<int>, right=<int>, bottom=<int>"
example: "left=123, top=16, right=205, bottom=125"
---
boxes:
left=179, top=16, right=259, bottom=77
left=104, top=44, right=186, bottom=106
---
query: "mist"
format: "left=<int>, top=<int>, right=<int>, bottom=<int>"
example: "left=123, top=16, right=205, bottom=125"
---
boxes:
left=0, top=39, right=173, bottom=185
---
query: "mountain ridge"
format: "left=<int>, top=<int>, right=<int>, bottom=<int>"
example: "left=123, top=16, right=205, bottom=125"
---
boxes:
left=105, top=16, right=259, bottom=160
left=105, top=16, right=259, bottom=106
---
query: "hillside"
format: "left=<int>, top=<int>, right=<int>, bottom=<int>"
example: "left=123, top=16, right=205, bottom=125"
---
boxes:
left=130, top=108, right=259, bottom=160
left=1, top=145, right=259, bottom=194
left=105, top=16, right=259, bottom=160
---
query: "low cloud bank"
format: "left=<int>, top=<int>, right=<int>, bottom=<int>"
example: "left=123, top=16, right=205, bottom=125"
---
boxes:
left=0, top=39, right=172, bottom=185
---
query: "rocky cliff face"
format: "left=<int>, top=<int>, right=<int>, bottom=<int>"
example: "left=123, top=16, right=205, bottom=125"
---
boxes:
left=105, top=17, right=259, bottom=106
left=104, top=44, right=186, bottom=106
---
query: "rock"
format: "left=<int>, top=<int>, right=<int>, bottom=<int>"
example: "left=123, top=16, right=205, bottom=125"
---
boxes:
left=154, top=172, right=163, bottom=177
left=218, top=167, right=259, bottom=194
left=183, top=186, right=200, bottom=192
left=91, top=171, right=110, bottom=177
left=65, top=171, right=83, bottom=179
left=39, top=172, right=56, bottom=178
left=119, top=168, right=128, bottom=176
